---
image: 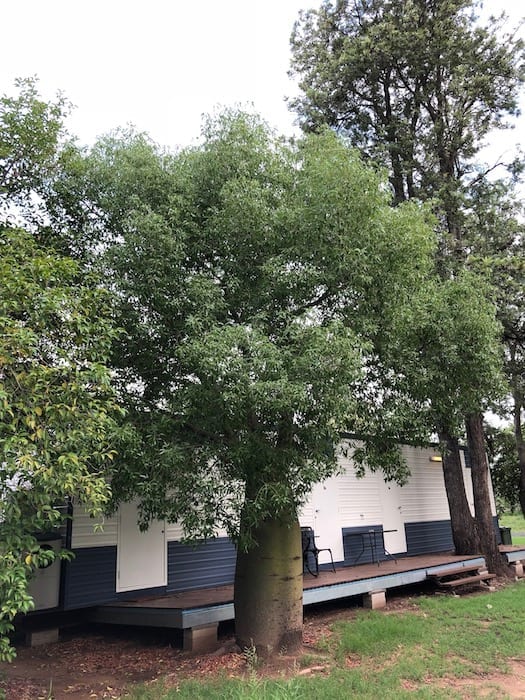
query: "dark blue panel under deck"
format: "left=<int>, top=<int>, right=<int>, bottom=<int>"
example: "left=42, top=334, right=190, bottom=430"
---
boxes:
left=167, top=537, right=237, bottom=593
left=404, top=519, right=454, bottom=556
left=62, top=546, right=118, bottom=609
left=342, top=525, right=386, bottom=565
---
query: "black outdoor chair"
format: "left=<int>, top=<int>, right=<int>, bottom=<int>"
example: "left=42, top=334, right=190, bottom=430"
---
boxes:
left=300, top=526, right=336, bottom=577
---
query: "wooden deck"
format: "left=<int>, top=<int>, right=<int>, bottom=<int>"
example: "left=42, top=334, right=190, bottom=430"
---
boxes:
left=90, top=546, right=525, bottom=650
left=91, top=551, right=488, bottom=632
left=500, top=543, right=525, bottom=563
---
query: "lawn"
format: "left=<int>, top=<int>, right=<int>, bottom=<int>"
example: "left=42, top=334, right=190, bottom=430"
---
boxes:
left=499, top=512, right=525, bottom=546
left=129, top=581, right=525, bottom=700
left=499, top=512, right=525, bottom=531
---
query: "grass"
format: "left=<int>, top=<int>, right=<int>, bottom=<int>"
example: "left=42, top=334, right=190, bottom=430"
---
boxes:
left=499, top=512, right=525, bottom=545
left=499, top=512, right=525, bottom=533
left=127, top=581, right=525, bottom=700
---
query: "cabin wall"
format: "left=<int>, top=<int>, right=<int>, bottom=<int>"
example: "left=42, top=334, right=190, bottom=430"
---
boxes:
left=59, top=442, right=496, bottom=609
left=63, top=505, right=236, bottom=609
left=298, top=442, right=495, bottom=563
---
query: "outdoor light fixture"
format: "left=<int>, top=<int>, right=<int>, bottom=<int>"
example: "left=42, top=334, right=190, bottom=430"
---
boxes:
left=429, top=455, right=443, bottom=463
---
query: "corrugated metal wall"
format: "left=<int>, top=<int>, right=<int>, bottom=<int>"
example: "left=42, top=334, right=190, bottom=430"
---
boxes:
left=62, top=546, right=118, bottom=609
left=167, top=537, right=237, bottom=593
left=399, top=447, right=451, bottom=523
left=336, top=463, right=383, bottom=526
left=404, top=520, right=454, bottom=555
left=342, top=525, right=385, bottom=565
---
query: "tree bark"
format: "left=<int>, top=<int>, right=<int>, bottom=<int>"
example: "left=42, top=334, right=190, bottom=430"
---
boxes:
left=438, top=429, right=479, bottom=554
left=234, top=515, right=303, bottom=656
left=516, top=403, right=525, bottom=517
left=509, top=343, right=525, bottom=516
left=466, top=412, right=511, bottom=577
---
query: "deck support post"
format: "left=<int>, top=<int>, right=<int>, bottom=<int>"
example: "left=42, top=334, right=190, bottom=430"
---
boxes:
left=478, top=568, right=497, bottom=591
left=25, top=628, right=59, bottom=647
left=183, top=623, right=219, bottom=653
left=363, top=589, right=386, bottom=610
left=512, top=560, right=524, bottom=578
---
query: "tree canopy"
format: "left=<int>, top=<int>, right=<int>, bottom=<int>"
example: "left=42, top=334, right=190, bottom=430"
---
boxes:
left=0, top=81, right=122, bottom=661
left=290, top=0, right=524, bottom=210
left=290, top=0, right=523, bottom=570
left=49, top=111, right=453, bottom=651
left=60, top=116, right=440, bottom=534
left=0, top=77, right=70, bottom=228
left=0, top=227, right=122, bottom=660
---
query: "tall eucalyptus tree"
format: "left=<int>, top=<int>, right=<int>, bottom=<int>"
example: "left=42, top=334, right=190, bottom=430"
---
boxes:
left=290, top=0, right=524, bottom=571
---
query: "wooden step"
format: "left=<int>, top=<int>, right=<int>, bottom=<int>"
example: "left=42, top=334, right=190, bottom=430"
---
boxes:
left=427, top=563, right=483, bottom=579
left=439, top=573, right=496, bottom=588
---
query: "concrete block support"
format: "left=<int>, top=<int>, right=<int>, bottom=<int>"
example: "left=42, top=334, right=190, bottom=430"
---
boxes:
left=25, top=628, right=59, bottom=647
left=363, top=589, right=386, bottom=610
left=513, top=560, right=524, bottom=578
left=183, top=623, right=219, bottom=653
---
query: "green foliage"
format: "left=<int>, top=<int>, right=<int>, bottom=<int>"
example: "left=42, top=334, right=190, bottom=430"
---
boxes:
left=290, top=0, right=520, bottom=543
left=0, top=77, right=71, bottom=227
left=391, top=272, right=504, bottom=433
left=486, top=426, right=521, bottom=512
left=290, top=1, right=521, bottom=429
left=53, top=113, right=441, bottom=546
left=290, top=0, right=524, bottom=208
left=0, top=227, right=122, bottom=660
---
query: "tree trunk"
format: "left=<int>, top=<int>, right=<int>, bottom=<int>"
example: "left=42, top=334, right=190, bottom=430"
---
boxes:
left=517, top=411, right=525, bottom=517
left=438, top=428, right=479, bottom=553
left=234, top=515, right=303, bottom=656
left=466, top=412, right=511, bottom=577
left=510, top=350, right=525, bottom=515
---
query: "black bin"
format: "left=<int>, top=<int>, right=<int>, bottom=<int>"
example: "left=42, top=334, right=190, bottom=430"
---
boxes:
left=499, top=526, right=512, bottom=545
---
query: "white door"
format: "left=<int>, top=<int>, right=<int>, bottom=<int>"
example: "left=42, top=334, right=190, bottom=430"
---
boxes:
left=116, top=501, right=167, bottom=592
left=379, top=480, right=407, bottom=554
left=310, top=476, right=344, bottom=564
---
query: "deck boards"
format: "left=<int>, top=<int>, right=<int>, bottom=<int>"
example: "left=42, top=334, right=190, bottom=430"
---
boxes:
left=102, top=552, right=482, bottom=612
left=92, top=546, right=524, bottom=631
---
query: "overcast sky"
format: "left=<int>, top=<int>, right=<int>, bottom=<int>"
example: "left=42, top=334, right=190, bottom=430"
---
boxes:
left=2, top=0, right=524, bottom=153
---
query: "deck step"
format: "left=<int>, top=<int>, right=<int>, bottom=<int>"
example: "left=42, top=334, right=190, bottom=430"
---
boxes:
left=428, top=562, right=496, bottom=590
left=439, top=573, right=496, bottom=588
left=427, top=563, right=483, bottom=579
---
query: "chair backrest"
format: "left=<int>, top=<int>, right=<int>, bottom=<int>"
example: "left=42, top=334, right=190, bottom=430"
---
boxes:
left=301, top=526, right=315, bottom=553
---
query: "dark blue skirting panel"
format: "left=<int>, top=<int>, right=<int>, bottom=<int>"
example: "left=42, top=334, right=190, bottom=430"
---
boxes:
left=342, top=525, right=385, bottom=565
left=62, top=546, right=118, bottom=609
left=167, top=537, right=237, bottom=593
left=404, top=520, right=454, bottom=556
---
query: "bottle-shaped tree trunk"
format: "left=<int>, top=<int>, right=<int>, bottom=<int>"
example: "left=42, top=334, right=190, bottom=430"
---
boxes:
left=234, top=514, right=303, bottom=656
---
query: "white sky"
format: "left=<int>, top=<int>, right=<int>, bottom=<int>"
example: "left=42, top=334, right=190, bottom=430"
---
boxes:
left=2, top=0, right=524, bottom=153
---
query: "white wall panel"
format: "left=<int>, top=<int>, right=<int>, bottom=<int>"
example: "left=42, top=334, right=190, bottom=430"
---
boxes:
left=71, top=507, right=118, bottom=549
left=399, top=446, right=451, bottom=522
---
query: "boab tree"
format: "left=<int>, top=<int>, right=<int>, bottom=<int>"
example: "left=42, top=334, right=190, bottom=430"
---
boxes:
left=51, top=112, right=444, bottom=652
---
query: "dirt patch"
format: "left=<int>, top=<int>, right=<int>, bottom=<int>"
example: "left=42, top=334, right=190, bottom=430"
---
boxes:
left=0, top=626, right=187, bottom=699
left=0, top=610, right=336, bottom=700
left=0, top=621, right=310, bottom=699
left=434, top=660, right=525, bottom=699
left=0, top=586, right=523, bottom=699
